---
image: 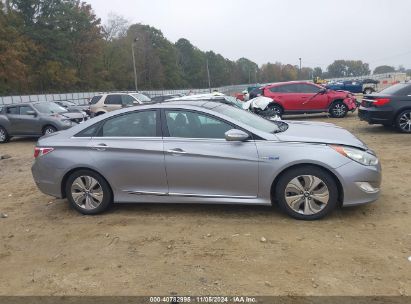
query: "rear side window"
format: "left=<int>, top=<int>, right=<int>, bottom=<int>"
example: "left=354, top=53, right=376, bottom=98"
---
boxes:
left=74, top=122, right=102, bottom=137
left=105, top=95, right=122, bottom=105
left=270, top=84, right=299, bottom=93
left=99, top=111, right=157, bottom=137
left=6, top=107, right=19, bottom=114
left=90, top=95, right=102, bottom=104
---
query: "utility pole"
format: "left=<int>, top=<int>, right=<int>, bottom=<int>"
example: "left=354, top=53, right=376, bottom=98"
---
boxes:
left=298, top=58, right=302, bottom=80
left=206, top=59, right=211, bottom=93
left=131, top=37, right=139, bottom=92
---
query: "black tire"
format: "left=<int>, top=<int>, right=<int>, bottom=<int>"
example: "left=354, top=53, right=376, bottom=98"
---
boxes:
left=395, top=109, right=411, bottom=133
left=0, top=126, right=10, bottom=143
left=65, top=169, right=113, bottom=215
left=275, top=166, right=339, bottom=220
left=42, top=125, right=57, bottom=136
left=329, top=101, right=348, bottom=118
left=264, top=103, right=283, bottom=118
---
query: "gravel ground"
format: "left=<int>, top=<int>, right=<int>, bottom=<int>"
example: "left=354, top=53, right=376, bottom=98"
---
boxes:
left=0, top=112, right=410, bottom=296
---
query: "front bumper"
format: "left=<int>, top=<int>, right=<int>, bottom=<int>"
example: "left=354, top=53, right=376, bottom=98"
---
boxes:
left=358, top=106, right=394, bottom=125
left=343, top=97, right=358, bottom=111
left=335, top=160, right=382, bottom=207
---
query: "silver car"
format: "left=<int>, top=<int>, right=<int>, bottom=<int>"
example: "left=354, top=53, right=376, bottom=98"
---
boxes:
left=31, top=101, right=381, bottom=220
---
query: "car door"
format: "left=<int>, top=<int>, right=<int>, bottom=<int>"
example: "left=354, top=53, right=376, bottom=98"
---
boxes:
left=5, top=105, right=40, bottom=135
left=162, top=109, right=259, bottom=198
left=267, top=84, right=303, bottom=111
left=87, top=109, right=168, bottom=201
left=297, top=83, right=329, bottom=111
left=103, top=94, right=123, bottom=112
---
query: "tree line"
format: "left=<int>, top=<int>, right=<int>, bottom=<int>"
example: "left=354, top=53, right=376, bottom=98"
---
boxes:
left=0, top=0, right=409, bottom=95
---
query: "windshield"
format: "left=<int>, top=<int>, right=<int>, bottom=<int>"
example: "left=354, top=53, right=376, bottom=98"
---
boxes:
left=33, top=102, right=67, bottom=114
left=379, top=83, right=409, bottom=95
left=131, top=93, right=151, bottom=102
left=215, top=104, right=280, bottom=134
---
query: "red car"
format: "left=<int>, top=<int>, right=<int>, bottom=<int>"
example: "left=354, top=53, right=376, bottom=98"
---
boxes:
left=253, top=81, right=357, bottom=118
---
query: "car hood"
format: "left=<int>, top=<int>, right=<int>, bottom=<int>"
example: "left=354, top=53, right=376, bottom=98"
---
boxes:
left=275, top=120, right=367, bottom=149
left=60, top=112, right=85, bottom=119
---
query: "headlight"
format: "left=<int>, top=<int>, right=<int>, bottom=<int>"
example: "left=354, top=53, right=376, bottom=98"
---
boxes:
left=330, top=145, right=378, bottom=166
left=62, top=119, right=72, bottom=126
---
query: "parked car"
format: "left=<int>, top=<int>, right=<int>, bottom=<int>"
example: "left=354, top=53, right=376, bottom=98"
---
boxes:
left=0, top=102, right=85, bottom=143
left=358, top=83, right=411, bottom=133
left=89, top=93, right=151, bottom=116
left=325, top=80, right=378, bottom=94
left=167, top=93, right=244, bottom=108
left=259, top=81, right=357, bottom=118
left=54, top=100, right=91, bottom=115
left=151, top=94, right=185, bottom=102
left=32, top=101, right=381, bottom=220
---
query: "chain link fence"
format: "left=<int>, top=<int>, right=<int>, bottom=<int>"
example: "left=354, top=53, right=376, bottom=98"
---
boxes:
left=0, top=73, right=407, bottom=106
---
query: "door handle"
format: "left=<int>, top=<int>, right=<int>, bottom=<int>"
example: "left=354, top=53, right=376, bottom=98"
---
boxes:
left=91, top=143, right=109, bottom=151
left=167, top=148, right=187, bottom=155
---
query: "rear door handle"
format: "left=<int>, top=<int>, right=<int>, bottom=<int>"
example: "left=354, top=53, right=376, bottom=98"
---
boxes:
left=91, top=143, right=109, bottom=151
left=167, top=148, right=187, bottom=155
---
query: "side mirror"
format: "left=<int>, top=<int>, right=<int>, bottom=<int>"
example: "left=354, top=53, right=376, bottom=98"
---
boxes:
left=26, top=110, right=37, bottom=116
left=225, top=129, right=249, bottom=142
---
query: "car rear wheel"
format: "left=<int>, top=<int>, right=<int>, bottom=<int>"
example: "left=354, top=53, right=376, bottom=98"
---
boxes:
left=275, top=166, right=339, bottom=220
left=329, top=101, right=348, bottom=118
left=396, top=110, right=411, bottom=133
left=65, top=170, right=112, bottom=215
left=42, top=125, right=57, bottom=135
left=0, top=126, right=10, bottom=143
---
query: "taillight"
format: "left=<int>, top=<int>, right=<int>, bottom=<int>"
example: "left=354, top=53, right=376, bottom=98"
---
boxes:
left=373, top=98, right=390, bottom=107
left=34, top=147, right=54, bottom=158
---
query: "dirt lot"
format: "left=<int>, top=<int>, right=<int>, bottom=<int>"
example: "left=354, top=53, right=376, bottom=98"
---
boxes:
left=0, top=112, right=410, bottom=296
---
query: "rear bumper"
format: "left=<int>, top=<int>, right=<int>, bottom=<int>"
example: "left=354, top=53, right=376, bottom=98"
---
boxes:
left=358, top=106, right=395, bottom=124
left=31, top=159, right=64, bottom=198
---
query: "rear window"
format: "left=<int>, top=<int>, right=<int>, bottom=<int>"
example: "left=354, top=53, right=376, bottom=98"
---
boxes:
left=90, top=95, right=102, bottom=104
left=379, top=83, right=411, bottom=96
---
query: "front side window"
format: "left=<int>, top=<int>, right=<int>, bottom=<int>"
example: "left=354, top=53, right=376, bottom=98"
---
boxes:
left=298, top=84, right=322, bottom=93
left=121, top=95, right=135, bottom=105
left=20, top=106, right=33, bottom=115
left=100, top=111, right=157, bottom=137
left=165, top=110, right=233, bottom=139
left=131, top=93, right=151, bottom=103
left=105, top=95, right=122, bottom=105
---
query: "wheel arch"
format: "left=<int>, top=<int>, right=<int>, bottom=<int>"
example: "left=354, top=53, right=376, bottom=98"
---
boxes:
left=61, top=167, right=114, bottom=199
left=270, top=163, right=344, bottom=206
left=42, top=124, right=58, bottom=133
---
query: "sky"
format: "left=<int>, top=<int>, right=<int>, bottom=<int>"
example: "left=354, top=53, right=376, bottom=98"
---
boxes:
left=86, top=0, right=411, bottom=70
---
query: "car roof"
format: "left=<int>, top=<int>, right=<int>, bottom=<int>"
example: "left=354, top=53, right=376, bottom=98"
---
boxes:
left=265, top=81, right=319, bottom=87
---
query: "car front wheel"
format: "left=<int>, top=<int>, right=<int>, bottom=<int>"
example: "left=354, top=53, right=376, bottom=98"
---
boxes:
left=329, top=101, right=348, bottom=118
left=275, top=166, right=339, bottom=220
left=396, top=110, right=411, bottom=133
left=65, top=170, right=113, bottom=215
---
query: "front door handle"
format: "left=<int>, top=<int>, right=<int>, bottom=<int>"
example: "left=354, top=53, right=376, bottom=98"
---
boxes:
left=167, top=148, right=187, bottom=155
left=91, top=143, right=109, bottom=151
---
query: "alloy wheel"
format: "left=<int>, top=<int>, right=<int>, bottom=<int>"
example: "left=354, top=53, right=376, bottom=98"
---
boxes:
left=284, top=175, right=329, bottom=215
left=71, top=176, right=104, bottom=210
left=398, top=112, right=411, bottom=132
left=44, top=127, right=56, bottom=135
left=0, top=128, right=6, bottom=142
left=332, top=103, right=347, bottom=117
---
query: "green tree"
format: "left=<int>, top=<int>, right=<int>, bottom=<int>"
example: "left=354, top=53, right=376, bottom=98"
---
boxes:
left=373, top=65, right=395, bottom=74
left=327, top=60, right=370, bottom=78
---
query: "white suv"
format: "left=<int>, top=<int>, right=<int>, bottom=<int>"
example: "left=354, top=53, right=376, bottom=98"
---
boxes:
left=89, top=93, right=151, bottom=116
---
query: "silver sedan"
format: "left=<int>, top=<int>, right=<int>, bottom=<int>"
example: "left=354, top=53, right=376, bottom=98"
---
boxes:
left=31, top=101, right=381, bottom=220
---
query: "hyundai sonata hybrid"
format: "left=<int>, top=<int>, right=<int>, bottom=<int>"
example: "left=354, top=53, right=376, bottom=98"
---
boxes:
left=31, top=101, right=381, bottom=220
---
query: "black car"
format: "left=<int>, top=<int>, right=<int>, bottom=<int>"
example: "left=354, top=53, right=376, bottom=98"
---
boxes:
left=358, top=83, right=411, bottom=133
